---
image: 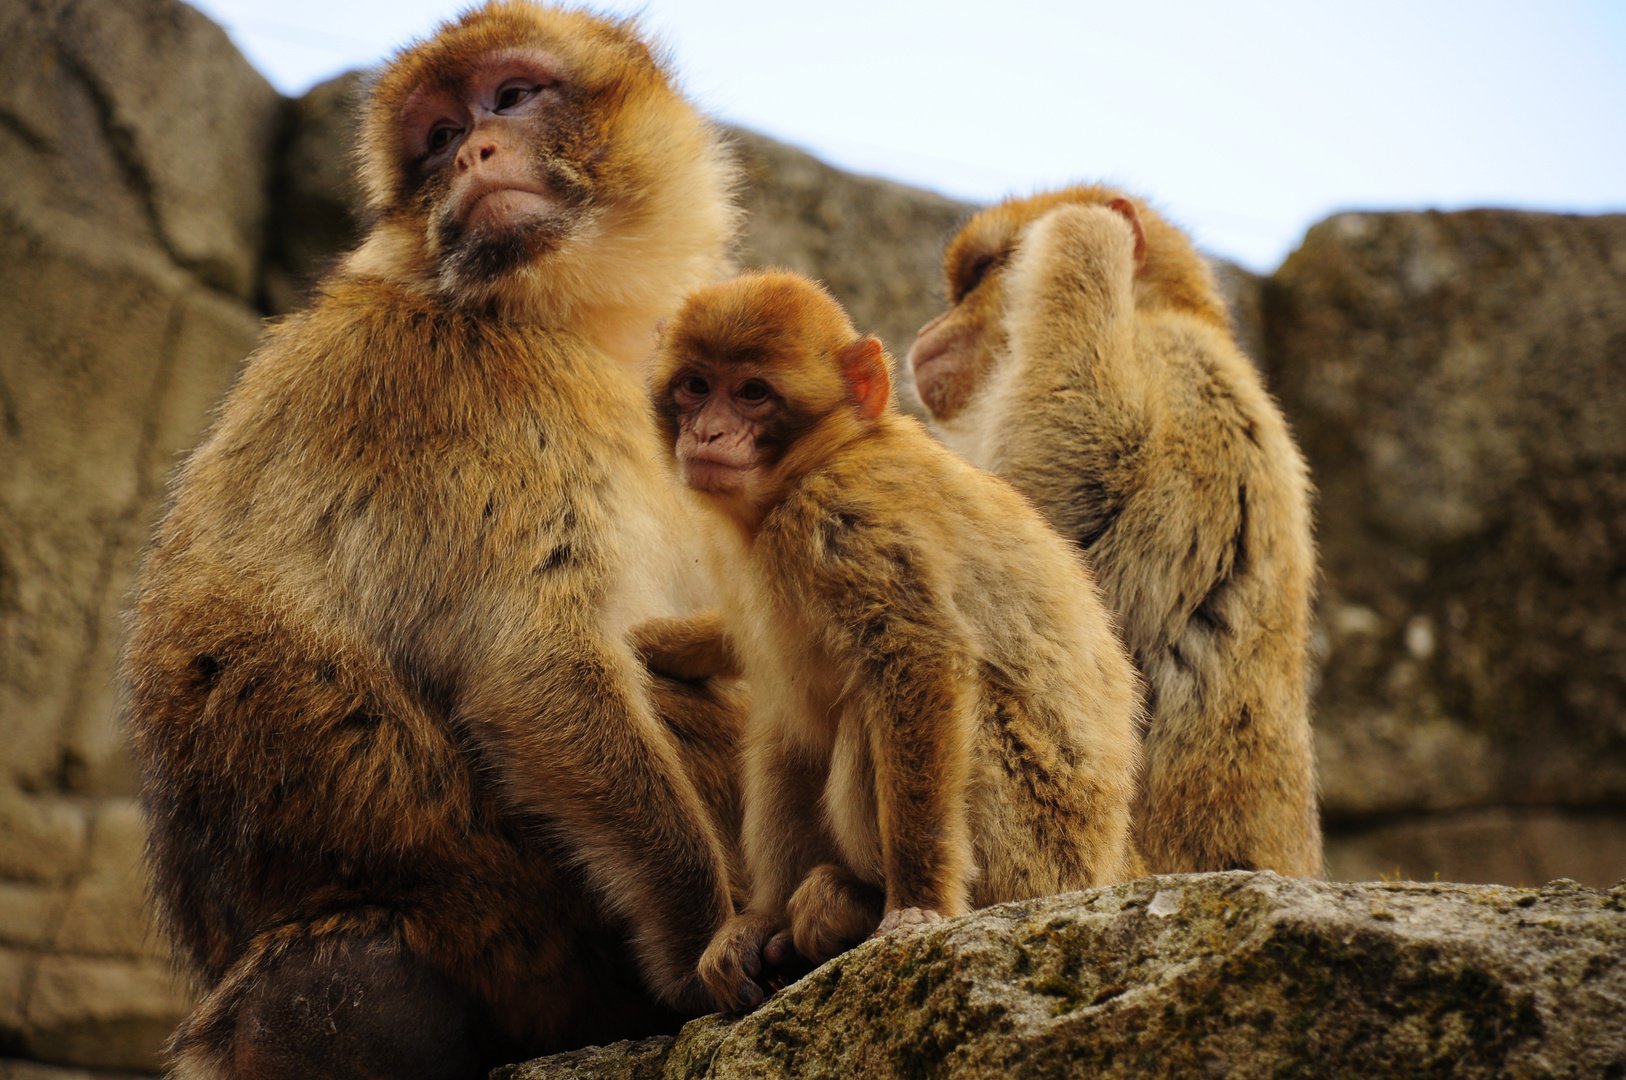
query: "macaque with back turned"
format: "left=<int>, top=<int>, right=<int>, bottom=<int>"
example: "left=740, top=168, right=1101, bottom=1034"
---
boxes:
left=908, top=187, right=1321, bottom=877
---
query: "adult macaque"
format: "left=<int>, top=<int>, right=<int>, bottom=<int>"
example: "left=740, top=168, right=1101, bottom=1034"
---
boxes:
left=909, top=187, right=1321, bottom=877
left=124, top=4, right=744, bottom=1077
left=647, top=272, right=1142, bottom=1012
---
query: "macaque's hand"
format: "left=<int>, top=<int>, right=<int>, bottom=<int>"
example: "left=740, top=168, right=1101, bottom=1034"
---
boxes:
left=698, top=912, right=784, bottom=1013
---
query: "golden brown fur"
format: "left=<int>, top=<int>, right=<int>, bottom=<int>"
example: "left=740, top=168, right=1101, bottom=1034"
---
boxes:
left=910, top=186, right=1321, bottom=877
left=648, top=272, right=1143, bottom=1011
left=124, top=5, right=745, bottom=1077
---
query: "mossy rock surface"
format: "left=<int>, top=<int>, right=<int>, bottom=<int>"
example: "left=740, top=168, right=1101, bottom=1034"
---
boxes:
left=496, top=871, right=1626, bottom=1079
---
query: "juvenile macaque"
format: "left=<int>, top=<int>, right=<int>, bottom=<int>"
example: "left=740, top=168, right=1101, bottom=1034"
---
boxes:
left=648, top=272, right=1143, bottom=1011
left=124, top=5, right=745, bottom=1077
left=909, top=187, right=1321, bottom=876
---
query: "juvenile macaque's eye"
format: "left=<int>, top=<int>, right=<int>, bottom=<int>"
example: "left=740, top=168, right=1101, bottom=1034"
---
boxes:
left=737, top=380, right=770, bottom=402
left=427, top=122, right=463, bottom=154
left=681, top=375, right=710, bottom=397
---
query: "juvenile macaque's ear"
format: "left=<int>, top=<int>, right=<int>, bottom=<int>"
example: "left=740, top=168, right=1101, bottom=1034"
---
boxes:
left=1106, top=197, right=1148, bottom=276
left=839, top=336, right=891, bottom=422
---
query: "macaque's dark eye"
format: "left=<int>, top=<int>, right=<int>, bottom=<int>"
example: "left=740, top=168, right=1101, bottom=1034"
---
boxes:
left=427, top=122, right=463, bottom=154
left=496, top=83, right=537, bottom=111
left=957, top=251, right=1006, bottom=302
left=680, top=375, right=710, bottom=397
left=737, top=380, right=770, bottom=402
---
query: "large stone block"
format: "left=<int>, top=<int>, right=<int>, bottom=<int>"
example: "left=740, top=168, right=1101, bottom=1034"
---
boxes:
left=498, top=873, right=1626, bottom=1079
left=1265, top=210, right=1626, bottom=819
left=0, top=210, right=262, bottom=793
left=0, top=884, right=67, bottom=952
left=0, top=790, right=87, bottom=884
left=16, top=954, right=188, bottom=1072
left=0, top=0, right=281, bottom=301
left=0, top=797, right=190, bottom=1072
left=0, top=0, right=271, bottom=793
left=53, top=801, right=163, bottom=959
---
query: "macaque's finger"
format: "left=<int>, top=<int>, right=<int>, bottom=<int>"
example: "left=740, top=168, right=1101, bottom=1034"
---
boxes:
left=871, top=906, right=944, bottom=938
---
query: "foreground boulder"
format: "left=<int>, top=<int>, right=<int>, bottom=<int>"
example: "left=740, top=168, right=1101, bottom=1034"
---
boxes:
left=497, top=872, right=1626, bottom=1079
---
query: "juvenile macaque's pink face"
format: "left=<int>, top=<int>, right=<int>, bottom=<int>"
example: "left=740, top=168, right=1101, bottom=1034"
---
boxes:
left=400, top=49, right=579, bottom=278
left=667, top=366, right=783, bottom=496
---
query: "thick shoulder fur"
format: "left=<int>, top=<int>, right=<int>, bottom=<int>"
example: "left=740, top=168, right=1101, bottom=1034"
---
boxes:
left=741, top=415, right=1144, bottom=896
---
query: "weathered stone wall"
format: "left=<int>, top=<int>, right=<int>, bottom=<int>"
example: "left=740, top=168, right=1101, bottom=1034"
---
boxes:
left=0, top=0, right=275, bottom=1071
left=2, top=0, right=1625, bottom=1072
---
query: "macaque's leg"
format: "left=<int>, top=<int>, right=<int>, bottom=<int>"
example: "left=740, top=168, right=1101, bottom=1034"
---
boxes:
left=170, top=931, right=504, bottom=1080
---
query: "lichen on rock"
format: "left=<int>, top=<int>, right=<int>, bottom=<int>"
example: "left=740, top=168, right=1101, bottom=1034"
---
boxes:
left=497, top=872, right=1626, bottom=1079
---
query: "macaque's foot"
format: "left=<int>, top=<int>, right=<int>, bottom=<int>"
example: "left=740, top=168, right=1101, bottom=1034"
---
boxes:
left=698, top=912, right=784, bottom=1013
left=870, top=906, right=944, bottom=939
left=786, top=863, right=884, bottom=964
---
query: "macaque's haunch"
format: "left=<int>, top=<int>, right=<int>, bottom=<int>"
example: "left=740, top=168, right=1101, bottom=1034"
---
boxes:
left=646, top=271, right=1143, bottom=1011
left=909, top=187, right=1321, bottom=877
left=124, top=4, right=746, bottom=1077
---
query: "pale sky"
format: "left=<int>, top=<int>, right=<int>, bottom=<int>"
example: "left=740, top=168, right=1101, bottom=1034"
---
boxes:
left=186, top=0, right=1626, bottom=271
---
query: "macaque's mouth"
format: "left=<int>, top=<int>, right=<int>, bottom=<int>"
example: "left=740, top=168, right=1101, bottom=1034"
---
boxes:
left=909, top=338, right=965, bottom=404
left=463, top=187, right=559, bottom=229
left=681, top=458, right=753, bottom=493
left=909, top=322, right=972, bottom=375
left=911, top=347, right=953, bottom=379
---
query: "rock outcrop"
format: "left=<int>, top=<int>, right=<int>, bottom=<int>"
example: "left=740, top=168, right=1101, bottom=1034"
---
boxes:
left=497, top=872, right=1626, bottom=1079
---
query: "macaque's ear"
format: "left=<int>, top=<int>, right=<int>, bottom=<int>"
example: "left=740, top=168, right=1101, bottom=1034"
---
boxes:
left=839, top=336, right=891, bottom=422
left=1107, top=197, right=1148, bottom=276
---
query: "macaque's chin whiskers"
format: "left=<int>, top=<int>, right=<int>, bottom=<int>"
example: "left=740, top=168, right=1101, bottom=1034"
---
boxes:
left=435, top=231, right=564, bottom=311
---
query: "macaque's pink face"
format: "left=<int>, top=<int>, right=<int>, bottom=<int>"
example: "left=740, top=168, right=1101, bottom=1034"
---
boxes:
left=908, top=306, right=985, bottom=419
left=906, top=239, right=1013, bottom=423
left=909, top=195, right=1145, bottom=423
left=399, top=49, right=582, bottom=279
left=666, top=365, right=785, bottom=497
